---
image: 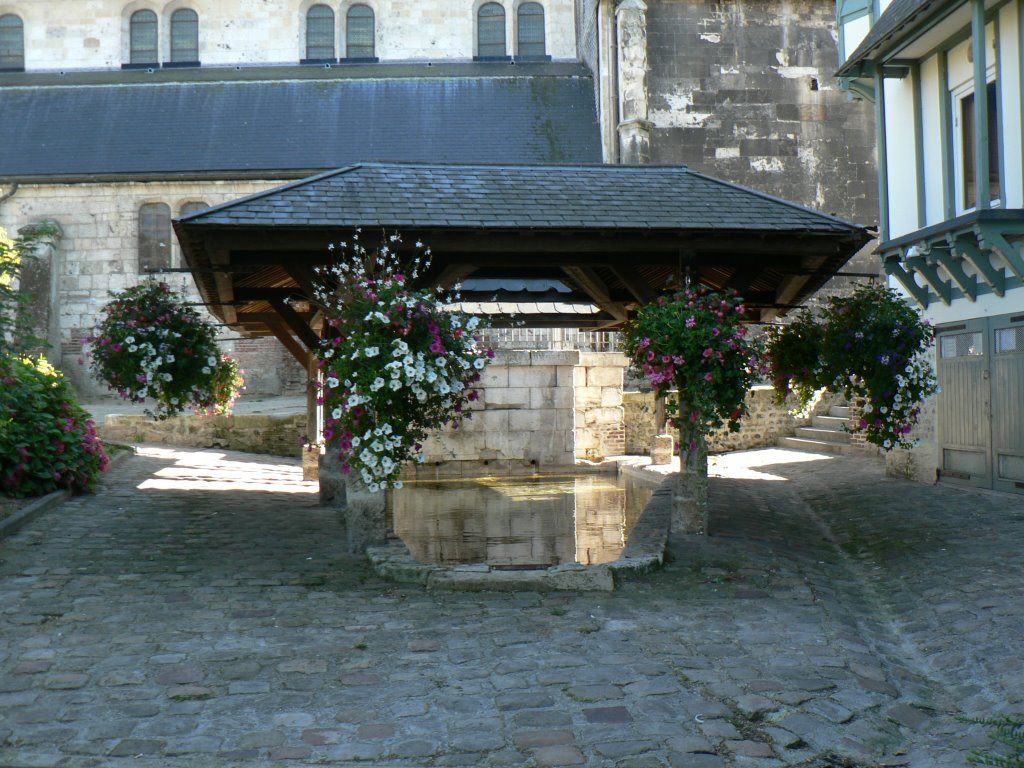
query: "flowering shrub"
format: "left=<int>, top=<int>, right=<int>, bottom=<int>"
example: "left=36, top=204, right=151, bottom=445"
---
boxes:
left=86, top=282, right=243, bottom=419
left=309, top=232, right=492, bottom=491
left=763, top=311, right=826, bottom=408
left=623, top=287, right=764, bottom=454
left=766, top=284, right=937, bottom=450
left=1, top=355, right=109, bottom=497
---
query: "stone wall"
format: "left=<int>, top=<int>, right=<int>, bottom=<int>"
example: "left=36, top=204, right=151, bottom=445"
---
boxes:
left=99, top=413, right=307, bottom=458
left=624, top=386, right=806, bottom=454
left=0, top=180, right=306, bottom=397
left=574, top=352, right=627, bottom=460
left=13, top=0, right=578, bottom=72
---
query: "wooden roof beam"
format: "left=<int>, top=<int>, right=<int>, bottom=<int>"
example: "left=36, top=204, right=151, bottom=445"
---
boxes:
left=561, top=266, right=629, bottom=323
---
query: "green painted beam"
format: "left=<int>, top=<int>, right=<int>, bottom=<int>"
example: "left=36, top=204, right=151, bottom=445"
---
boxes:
left=906, top=255, right=953, bottom=304
left=883, top=257, right=931, bottom=306
left=978, top=227, right=1024, bottom=278
left=933, top=250, right=978, bottom=300
left=971, top=0, right=991, bottom=209
left=951, top=235, right=1006, bottom=295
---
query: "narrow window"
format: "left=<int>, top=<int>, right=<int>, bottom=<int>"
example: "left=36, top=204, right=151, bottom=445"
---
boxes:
left=959, top=80, right=1000, bottom=210
left=477, top=3, right=506, bottom=58
left=346, top=5, right=375, bottom=59
left=130, top=9, right=159, bottom=65
left=138, top=203, right=172, bottom=273
left=517, top=2, right=545, bottom=58
left=179, top=201, right=209, bottom=218
left=170, top=9, right=199, bottom=64
left=306, top=4, right=335, bottom=61
left=0, top=14, right=24, bottom=71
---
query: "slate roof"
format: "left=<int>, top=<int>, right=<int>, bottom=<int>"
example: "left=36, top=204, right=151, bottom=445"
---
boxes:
left=183, top=162, right=862, bottom=233
left=0, top=64, right=600, bottom=180
left=838, top=0, right=952, bottom=74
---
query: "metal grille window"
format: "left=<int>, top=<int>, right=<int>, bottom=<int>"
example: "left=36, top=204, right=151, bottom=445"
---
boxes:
left=138, top=203, right=172, bottom=273
left=477, top=3, right=506, bottom=58
left=517, top=2, right=545, bottom=57
left=306, top=5, right=335, bottom=60
left=996, top=326, right=1024, bottom=354
left=346, top=5, right=375, bottom=59
left=170, top=9, right=199, bottom=63
left=0, top=14, right=24, bottom=71
left=939, top=331, right=983, bottom=358
left=130, top=10, right=159, bottom=65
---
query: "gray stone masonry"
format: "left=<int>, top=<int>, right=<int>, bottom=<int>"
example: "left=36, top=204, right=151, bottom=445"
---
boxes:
left=1, top=444, right=1022, bottom=767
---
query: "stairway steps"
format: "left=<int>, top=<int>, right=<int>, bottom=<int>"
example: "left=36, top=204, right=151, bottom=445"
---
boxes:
left=812, top=415, right=848, bottom=429
left=828, top=405, right=851, bottom=418
left=795, top=426, right=851, bottom=443
left=779, top=436, right=852, bottom=455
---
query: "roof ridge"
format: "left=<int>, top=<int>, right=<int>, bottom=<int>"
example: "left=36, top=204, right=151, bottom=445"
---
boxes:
left=683, top=167, right=867, bottom=228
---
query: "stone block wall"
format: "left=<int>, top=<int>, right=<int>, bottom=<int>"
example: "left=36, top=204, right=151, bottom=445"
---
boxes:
left=99, top=413, right=307, bottom=458
left=0, top=180, right=306, bottom=397
left=624, top=386, right=806, bottom=454
left=574, top=353, right=627, bottom=460
left=416, top=350, right=579, bottom=472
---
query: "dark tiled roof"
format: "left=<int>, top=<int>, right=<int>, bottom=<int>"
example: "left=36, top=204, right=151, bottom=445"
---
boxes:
left=0, top=66, right=600, bottom=179
left=184, top=163, right=863, bottom=233
left=838, top=0, right=950, bottom=74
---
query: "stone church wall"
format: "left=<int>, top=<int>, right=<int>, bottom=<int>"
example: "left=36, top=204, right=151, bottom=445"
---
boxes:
left=0, top=179, right=308, bottom=396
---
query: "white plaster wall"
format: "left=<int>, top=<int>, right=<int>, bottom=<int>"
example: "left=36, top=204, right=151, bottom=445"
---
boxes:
left=919, top=54, right=946, bottom=226
left=842, top=14, right=870, bottom=61
left=8, top=0, right=576, bottom=71
left=883, top=75, right=920, bottom=238
left=918, top=284, right=1024, bottom=326
left=998, top=1, right=1023, bottom=209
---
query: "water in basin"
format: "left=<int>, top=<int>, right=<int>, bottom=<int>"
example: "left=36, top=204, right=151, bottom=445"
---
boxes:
left=388, top=474, right=654, bottom=568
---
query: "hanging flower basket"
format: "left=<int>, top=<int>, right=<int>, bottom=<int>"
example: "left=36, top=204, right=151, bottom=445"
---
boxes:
left=85, top=282, right=243, bottom=420
left=308, top=232, right=492, bottom=492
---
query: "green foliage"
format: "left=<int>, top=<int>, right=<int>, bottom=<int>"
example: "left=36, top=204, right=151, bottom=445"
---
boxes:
left=623, top=287, right=764, bottom=453
left=765, top=284, right=937, bottom=450
left=764, top=311, right=825, bottom=406
left=968, top=716, right=1024, bottom=767
left=310, top=232, right=492, bottom=491
left=0, top=227, right=41, bottom=356
left=1, top=355, right=109, bottom=497
left=86, top=282, right=243, bottom=419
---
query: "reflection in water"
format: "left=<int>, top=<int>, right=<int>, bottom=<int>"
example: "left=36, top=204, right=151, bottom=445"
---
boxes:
left=389, top=475, right=653, bottom=568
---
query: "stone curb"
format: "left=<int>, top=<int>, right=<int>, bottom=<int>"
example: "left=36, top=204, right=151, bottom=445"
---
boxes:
left=0, top=448, right=135, bottom=540
left=366, top=464, right=672, bottom=592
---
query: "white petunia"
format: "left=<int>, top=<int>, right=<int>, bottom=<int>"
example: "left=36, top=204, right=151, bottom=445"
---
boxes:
left=208, top=356, right=217, bottom=366
left=326, top=377, right=340, bottom=389
left=473, top=358, right=486, bottom=369
left=332, top=407, right=342, bottom=420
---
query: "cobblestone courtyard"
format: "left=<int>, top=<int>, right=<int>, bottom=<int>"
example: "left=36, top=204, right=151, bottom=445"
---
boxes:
left=1, top=445, right=1022, bottom=767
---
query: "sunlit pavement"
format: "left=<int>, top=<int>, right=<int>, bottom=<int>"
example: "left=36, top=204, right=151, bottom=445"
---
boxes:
left=1, top=444, right=1022, bottom=767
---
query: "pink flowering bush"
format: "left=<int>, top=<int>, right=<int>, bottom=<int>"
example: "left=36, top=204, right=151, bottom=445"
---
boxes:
left=766, top=284, right=936, bottom=451
left=624, top=287, right=764, bottom=454
left=308, top=232, right=492, bottom=491
left=1, top=355, right=109, bottom=497
left=85, top=282, right=243, bottom=419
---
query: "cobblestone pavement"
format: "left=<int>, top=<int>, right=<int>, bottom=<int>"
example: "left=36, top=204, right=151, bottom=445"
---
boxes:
left=1, top=445, right=1022, bottom=768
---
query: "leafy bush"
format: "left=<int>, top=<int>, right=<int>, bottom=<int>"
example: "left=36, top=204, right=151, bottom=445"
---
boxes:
left=1, top=355, right=109, bottom=497
left=309, top=232, right=491, bottom=491
left=85, top=282, right=243, bottom=419
left=969, top=716, right=1024, bottom=767
left=623, top=287, right=764, bottom=454
left=766, top=284, right=937, bottom=450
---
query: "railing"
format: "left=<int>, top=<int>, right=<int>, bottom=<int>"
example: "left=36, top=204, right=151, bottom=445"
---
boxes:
left=480, top=327, right=623, bottom=352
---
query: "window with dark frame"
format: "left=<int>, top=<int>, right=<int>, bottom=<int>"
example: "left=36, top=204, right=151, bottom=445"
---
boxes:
left=0, top=14, right=24, bottom=71
left=346, top=4, right=375, bottom=59
left=959, top=80, right=1001, bottom=210
left=516, top=2, right=545, bottom=58
left=138, top=203, right=172, bottom=273
left=130, top=9, right=159, bottom=65
left=170, top=8, right=199, bottom=63
left=306, top=4, right=335, bottom=61
left=477, top=3, right=506, bottom=58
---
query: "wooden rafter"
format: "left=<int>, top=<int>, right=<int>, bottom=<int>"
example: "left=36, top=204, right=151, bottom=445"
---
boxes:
left=560, top=266, right=629, bottom=323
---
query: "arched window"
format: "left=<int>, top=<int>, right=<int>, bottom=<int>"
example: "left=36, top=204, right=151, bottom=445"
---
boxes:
left=170, top=9, right=199, bottom=63
left=305, top=4, right=335, bottom=61
left=516, top=3, right=545, bottom=58
left=477, top=3, right=506, bottom=58
left=179, top=201, right=209, bottom=218
left=138, top=203, right=171, bottom=273
left=345, top=4, right=375, bottom=59
left=0, top=14, right=24, bottom=71
left=129, top=9, right=159, bottom=65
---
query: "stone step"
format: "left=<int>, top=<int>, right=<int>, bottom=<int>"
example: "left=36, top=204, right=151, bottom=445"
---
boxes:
left=779, top=436, right=855, bottom=455
left=829, top=405, right=851, bottom=419
left=812, top=415, right=849, bottom=430
left=795, top=426, right=851, bottom=443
